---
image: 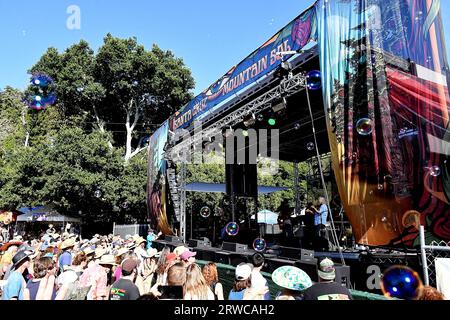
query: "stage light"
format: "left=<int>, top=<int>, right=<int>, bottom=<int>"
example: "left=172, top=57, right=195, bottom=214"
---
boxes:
left=268, top=118, right=276, bottom=126
left=271, top=97, right=287, bottom=113
left=243, top=113, right=256, bottom=128
left=257, top=114, right=264, bottom=121
left=242, top=130, right=249, bottom=137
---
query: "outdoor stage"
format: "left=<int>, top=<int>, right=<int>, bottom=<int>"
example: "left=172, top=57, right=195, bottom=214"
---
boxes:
left=153, top=237, right=422, bottom=293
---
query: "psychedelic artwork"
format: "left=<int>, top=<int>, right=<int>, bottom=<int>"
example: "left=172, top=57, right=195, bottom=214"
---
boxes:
left=316, top=0, right=450, bottom=246
left=147, top=120, right=173, bottom=235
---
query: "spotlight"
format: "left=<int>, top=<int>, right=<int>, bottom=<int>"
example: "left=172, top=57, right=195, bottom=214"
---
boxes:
left=271, top=97, right=287, bottom=113
left=243, top=113, right=256, bottom=128
left=268, top=118, right=276, bottom=126
left=294, top=123, right=301, bottom=130
left=274, top=61, right=293, bottom=79
left=257, top=114, right=264, bottom=121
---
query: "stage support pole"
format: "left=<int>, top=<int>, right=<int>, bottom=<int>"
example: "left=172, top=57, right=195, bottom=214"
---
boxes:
left=179, top=162, right=187, bottom=243
left=294, top=162, right=301, bottom=215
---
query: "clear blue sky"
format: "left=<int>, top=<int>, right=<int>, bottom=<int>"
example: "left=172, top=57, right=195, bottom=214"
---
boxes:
left=1, top=0, right=450, bottom=95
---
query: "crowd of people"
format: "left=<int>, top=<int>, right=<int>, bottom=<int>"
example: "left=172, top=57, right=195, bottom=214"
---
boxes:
left=0, top=226, right=445, bottom=301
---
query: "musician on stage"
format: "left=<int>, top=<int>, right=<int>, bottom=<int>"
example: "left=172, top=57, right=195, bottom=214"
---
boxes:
left=315, top=196, right=328, bottom=237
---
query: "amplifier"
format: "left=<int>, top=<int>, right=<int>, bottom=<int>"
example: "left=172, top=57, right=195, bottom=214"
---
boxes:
left=294, top=259, right=319, bottom=282
left=189, top=239, right=211, bottom=248
left=222, top=242, right=248, bottom=252
left=335, top=265, right=351, bottom=288
left=165, top=235, right=183, bottom=243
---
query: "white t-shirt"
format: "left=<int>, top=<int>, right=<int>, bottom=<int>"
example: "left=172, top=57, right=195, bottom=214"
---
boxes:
left=251, top=270, right=267, bottom=290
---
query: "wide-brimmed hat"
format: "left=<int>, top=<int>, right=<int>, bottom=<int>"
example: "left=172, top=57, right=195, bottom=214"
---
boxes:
left=126, top=242, right=137, bottom=250
left=12, top=250, right=33, bottom=269
left=0, top=241, right=22, bottom=252
left=115, top=247, right=129, bottom=257
left=61, top=238, right=76, bottom=250
left=135, top=237, right=146, bottom=246
left=83, top=246, right=95, bottom=256
left=174, top=246, right=188, bottom=257
left=271, top=266, right=312, bottom=291
left=318, top=258, right=335, bottom=280
left=94, top=247, right=106, bottom=259
left=98, top=254, right=117, bottom=266
left=141, top=248, right=158, bottom=259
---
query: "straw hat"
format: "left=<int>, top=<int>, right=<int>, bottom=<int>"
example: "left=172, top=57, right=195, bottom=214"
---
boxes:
left=174, top=246, right=188, bottom=257
left=94, top=247, right=106, bottom=259
left=98, top=254, right=117, bottom=266
left=115, top=247, right=129, bottom=257
left=141, top=248, right=158, bottom=259
left=61, top=238, right=76, bottom=250
left=83, top=246, right=95, bottom=256
left=134, top=237, right=146, bottom=246
left=271, top=266, right=312, bottom=291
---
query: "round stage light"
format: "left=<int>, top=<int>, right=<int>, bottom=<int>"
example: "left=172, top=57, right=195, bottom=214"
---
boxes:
left=306, top=70, right=322, bottom=90
left=253, top=238, right=267, bottom=252
left=268, top=118, right=276, bottom=126
left=225, top=222, right=239, bottom=236
left=381, top=265, right=423, bottom=300
left=356, top=118, right=373, bottom=136
left=257, top=114, right=264, bottom=121
left=306, top=142, right=315, bottom=151
left=200, top=206, right=211, bottom=218
left=294, top=123, right=301, bottom=130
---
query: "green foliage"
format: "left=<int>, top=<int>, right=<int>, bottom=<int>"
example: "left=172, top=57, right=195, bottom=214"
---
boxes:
left=0, top=35, right=194, bottom=225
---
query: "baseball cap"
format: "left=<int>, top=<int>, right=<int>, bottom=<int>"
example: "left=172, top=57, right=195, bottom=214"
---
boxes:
left=235, top=263, right=252, bottom=280
left=318, top=258, right=335, bottom=280
left=121, top=258, right=139, bottom=273
left=174, top=246, right=188, bottom=257
left=180, top=250, right=196, bottom=261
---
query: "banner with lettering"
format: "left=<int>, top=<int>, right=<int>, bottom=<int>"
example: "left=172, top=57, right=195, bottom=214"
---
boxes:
left=171, top=5, right=317, bottom=131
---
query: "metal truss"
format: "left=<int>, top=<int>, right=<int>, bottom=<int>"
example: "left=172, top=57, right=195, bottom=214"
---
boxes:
left=168, top=72, right=307, bottom=158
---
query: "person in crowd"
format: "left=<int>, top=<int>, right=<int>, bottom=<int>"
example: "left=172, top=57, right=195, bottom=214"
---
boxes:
left=228, top=263, right=252, bottom=300
left=174, top=245, right=188, bottom=258
left=155, top=247, right=173, bottom=285
left=140, top=248, right=159, bottom=294
left=1, top=244, right=19, bottom=280
left=79, top=248, right=108, bottom=300
left=2, top=250, right=32, bottom=300
left=109, top=258, right=141, bottom=300
left=70, top=252, right=88, bottom=277
left=160, top=262, right=187, bottom=300
left=98, top=254, right=117, bottom=298
left=180, top=250, right=197, bottom=267
left=184, top=263, right=215, bottom=300
left=250, top=253, right=271, bottom=300
left=416, top=286, right=445, bottom=300
left=272, top=265, right=312, bottom=300
left=113, top=247, right=129, bottom=282
left=133, top=237, right=147, bottom=263
left=146, top=229, right=162, bottom=249
left=202, top=262, right=224, bottom=300
left=24, top=256, right=57, bottom=300
left=58, top=238, right=76, bottom=274
left=303, top=258, right=352, bottom=300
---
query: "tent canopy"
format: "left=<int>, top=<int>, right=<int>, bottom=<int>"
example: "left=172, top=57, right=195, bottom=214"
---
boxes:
left=185, top=182, right=288, bottom=194
left=16, top=205, right=81, bottom=223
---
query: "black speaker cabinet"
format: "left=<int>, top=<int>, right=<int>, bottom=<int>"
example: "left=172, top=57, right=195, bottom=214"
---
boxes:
left=334, top=265, right=351, bottom=288
left=225, top=164, right=257, bottom=197
left=222, top=242, right=248, bottom=252
left=189, top=239, right=211, bottom=248
left=294, top=259, right=319, bottom=282
left=165, top=235, right=183, bottom=243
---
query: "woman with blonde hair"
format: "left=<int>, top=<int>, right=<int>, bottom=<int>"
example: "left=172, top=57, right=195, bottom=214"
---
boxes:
left=202, top=262, right=224, bottom=300
left=184, top=263, right=214, bottom=300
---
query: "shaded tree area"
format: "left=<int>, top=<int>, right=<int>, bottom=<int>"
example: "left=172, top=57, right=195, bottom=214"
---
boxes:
left=0, top=35, right=194, bottom=231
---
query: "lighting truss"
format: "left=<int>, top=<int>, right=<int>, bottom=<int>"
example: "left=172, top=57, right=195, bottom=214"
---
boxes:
left=168, top=72, right=307, bottom=159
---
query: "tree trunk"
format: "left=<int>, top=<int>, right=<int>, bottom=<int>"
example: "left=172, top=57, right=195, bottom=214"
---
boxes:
left=93, top=105, right=113, bottom=149
left=21, top=107, right=30, bottom=147
left=124, top=98, right=145, bottom=163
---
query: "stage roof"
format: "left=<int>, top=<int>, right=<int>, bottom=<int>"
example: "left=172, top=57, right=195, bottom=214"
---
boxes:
left=185, top=182, right=288, bottom=194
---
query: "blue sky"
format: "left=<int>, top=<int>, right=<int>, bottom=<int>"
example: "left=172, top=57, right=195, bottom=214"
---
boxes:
left=0, top=0, right=450, bottom=95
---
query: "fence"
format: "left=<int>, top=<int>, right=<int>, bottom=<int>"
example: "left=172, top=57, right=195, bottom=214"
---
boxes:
left=112, top=223, right=149, bottom=239
left=195, top=259, right=389, bottom=300
left=419, top=225, right=450, bottom=287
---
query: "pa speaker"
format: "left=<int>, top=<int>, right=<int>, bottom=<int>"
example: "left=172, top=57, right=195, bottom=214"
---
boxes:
left=334, top=265, right=351, bottom=288
left=165, top=235, right=183, bottom=243
left=225, top=164, right=257, bottom=197
left=221, top=242, right=248, bottom=252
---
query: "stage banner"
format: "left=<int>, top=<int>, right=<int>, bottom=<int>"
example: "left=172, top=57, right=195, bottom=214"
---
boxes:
left=170, top=5, right=317, bottom=131
left=147, top=120, right=173, bottom=235
left=316, top=0, right=450, bottom=246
